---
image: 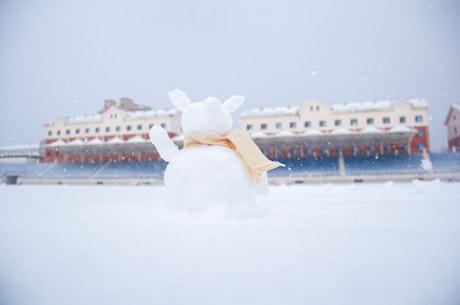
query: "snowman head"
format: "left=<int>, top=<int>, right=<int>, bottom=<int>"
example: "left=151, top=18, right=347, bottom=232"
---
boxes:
left=169, top=89, right=245, bottom=135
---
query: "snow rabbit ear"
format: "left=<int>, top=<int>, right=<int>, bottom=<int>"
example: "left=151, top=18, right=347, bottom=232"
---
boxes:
left=223, top=95, right=245, bottom=113
left=168, top=89, right=191, bottom=111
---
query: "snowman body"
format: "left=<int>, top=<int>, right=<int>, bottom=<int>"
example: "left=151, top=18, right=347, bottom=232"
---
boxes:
left=164, top=145, right=256, bottom=210
left=149, top=89, right=269, bottom=210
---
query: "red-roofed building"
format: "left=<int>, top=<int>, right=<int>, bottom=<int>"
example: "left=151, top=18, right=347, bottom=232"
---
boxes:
left=444, top=104, right=460, bottom=152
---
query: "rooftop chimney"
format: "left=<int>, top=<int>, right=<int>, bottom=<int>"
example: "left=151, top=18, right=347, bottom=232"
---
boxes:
left=103, top=99, right=116, bottom=112
left=120, top=98, right=135, bottom=111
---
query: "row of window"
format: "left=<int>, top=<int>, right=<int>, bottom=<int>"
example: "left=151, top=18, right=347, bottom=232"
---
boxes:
left=47, top=123, right=167, bottom=137
left=247, top=115, right=424, bottom=130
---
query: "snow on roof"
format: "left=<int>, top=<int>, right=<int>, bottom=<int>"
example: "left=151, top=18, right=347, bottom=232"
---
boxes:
left=330, top=128, right=352, bottom=135
left=332, top=100, right=393, bottom=112
left=273, top=131, right=296, bottom=137
left=47, top=139, right=67, bottom=147
left=127, top=136, right=148, bottom=143
left=240, top=106, right=298, bottom=117
left=245, top=126, right=418, bottom=140
left=332, top=98, right=428, bottom=112
left=360, top=126, right=383, bottom=134
left=303, top=129, right=324, bottom=136
left=107, top=137, right=124, bottom=144
left=87, top=138, right=105, bottom=145
left=66, top=114, right=102, bottom=123
left=62, top=108, right=177, bottom=123
left=250, top=132, right=269, bottom=139
left=0, top=144, right=40, bottom=150
left=126, top=109, right=178, bottom=118
left=409, top=98, right=429, bottom=107
left=241, top=98, right=428, bottom=117
left=67, top=138, right=85, bottom=146
left=388, top=125, right=416, bottom=133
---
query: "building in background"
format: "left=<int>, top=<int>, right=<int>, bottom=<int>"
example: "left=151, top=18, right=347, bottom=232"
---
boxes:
left=0, top=145, right=41, bottom=163
left=43, top=98, right=181, bottom=163
left=240, top=98, right=430, bottom=158
left=444, top=104, right=460, bottom=152
left=42, top=96, right=430, bottom=163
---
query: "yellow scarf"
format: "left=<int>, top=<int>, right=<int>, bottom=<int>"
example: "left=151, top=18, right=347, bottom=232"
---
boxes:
left=184, top=130, right=283, bottom=182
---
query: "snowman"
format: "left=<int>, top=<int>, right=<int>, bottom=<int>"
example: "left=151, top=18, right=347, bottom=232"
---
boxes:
left=149, top=89, right=282, bottom=211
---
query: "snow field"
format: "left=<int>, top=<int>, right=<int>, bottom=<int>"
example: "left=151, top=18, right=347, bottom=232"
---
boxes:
left=0, top=181, right=459, bottom=305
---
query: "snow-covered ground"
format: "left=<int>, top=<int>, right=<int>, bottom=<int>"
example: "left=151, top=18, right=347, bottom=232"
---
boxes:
left=0, top=181, right=459, bottom=305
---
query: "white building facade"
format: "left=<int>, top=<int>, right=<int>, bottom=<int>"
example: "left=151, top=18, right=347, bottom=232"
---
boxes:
left=43, top=98, right=181, bottom=162
left=41, top=96, right=431, bottom=163
left=240, top=98, right=429, bottom=158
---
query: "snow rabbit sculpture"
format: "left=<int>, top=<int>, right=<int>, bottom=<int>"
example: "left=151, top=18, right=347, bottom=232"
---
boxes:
left=149, top=89, right=282, bottom=211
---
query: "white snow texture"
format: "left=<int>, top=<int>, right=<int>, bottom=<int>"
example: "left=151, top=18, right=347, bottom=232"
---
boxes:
left=150, top=89, right=267, bottom=211
left=0, top=181, right=459, bottom=305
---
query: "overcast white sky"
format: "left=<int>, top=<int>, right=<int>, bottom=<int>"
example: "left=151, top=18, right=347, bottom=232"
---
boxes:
left=1, top=0, right=459, bottom=151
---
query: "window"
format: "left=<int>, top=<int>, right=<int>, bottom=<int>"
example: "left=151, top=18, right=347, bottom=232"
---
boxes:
left=334, top=119, right=342, bottom=126
left=105, top=127, right=110, bottom=132
left=116, top=126, right=121, bottom=132
left=304, top=121, right=311, bottom=128
left=137, top=124, right=143, bottom=131
left=85, top=128, right=90, bottom=134
left=417, top=129, right=424, bottom=137
left=383, top=117, right=390, bottom=124
left=290, top=122, right=297, bottom=128
left=416, top=143, right=425, bottom=150
left=367, top=118, right=374, bottom=125
left=415, top=115, right=423, bottom=123
left=275, top=122, right=282, bottom=129
left=95, top=127, right=100, bottom=133
left=57, top=130, right=61, bottom=135
left=399, top=116, right=406, bottom=123
left=368, top=145, right=375, bottom=152
left=454, top=127, right=458, bottom=135
left=316, top=105, right=320, bottom=111
left=75, top=129, right=80, bottom=134
left=319, top=120, right=327, bottom=127
left=161, top=123, right=167, bottom=128
left=127, top=125, right=132, bottom=131
left=246, top=124, right=253, bottom=130
left=48, top=131, right=52, bottom=136
left=149, top=124, right=154, bottom=129
left=261, top=123, right=267, bottom=130
left=66, top=129, right=70, bottom=135
left=310, top=106, right=314, bottom=112
left=350, top=119, right=358, bottom=126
